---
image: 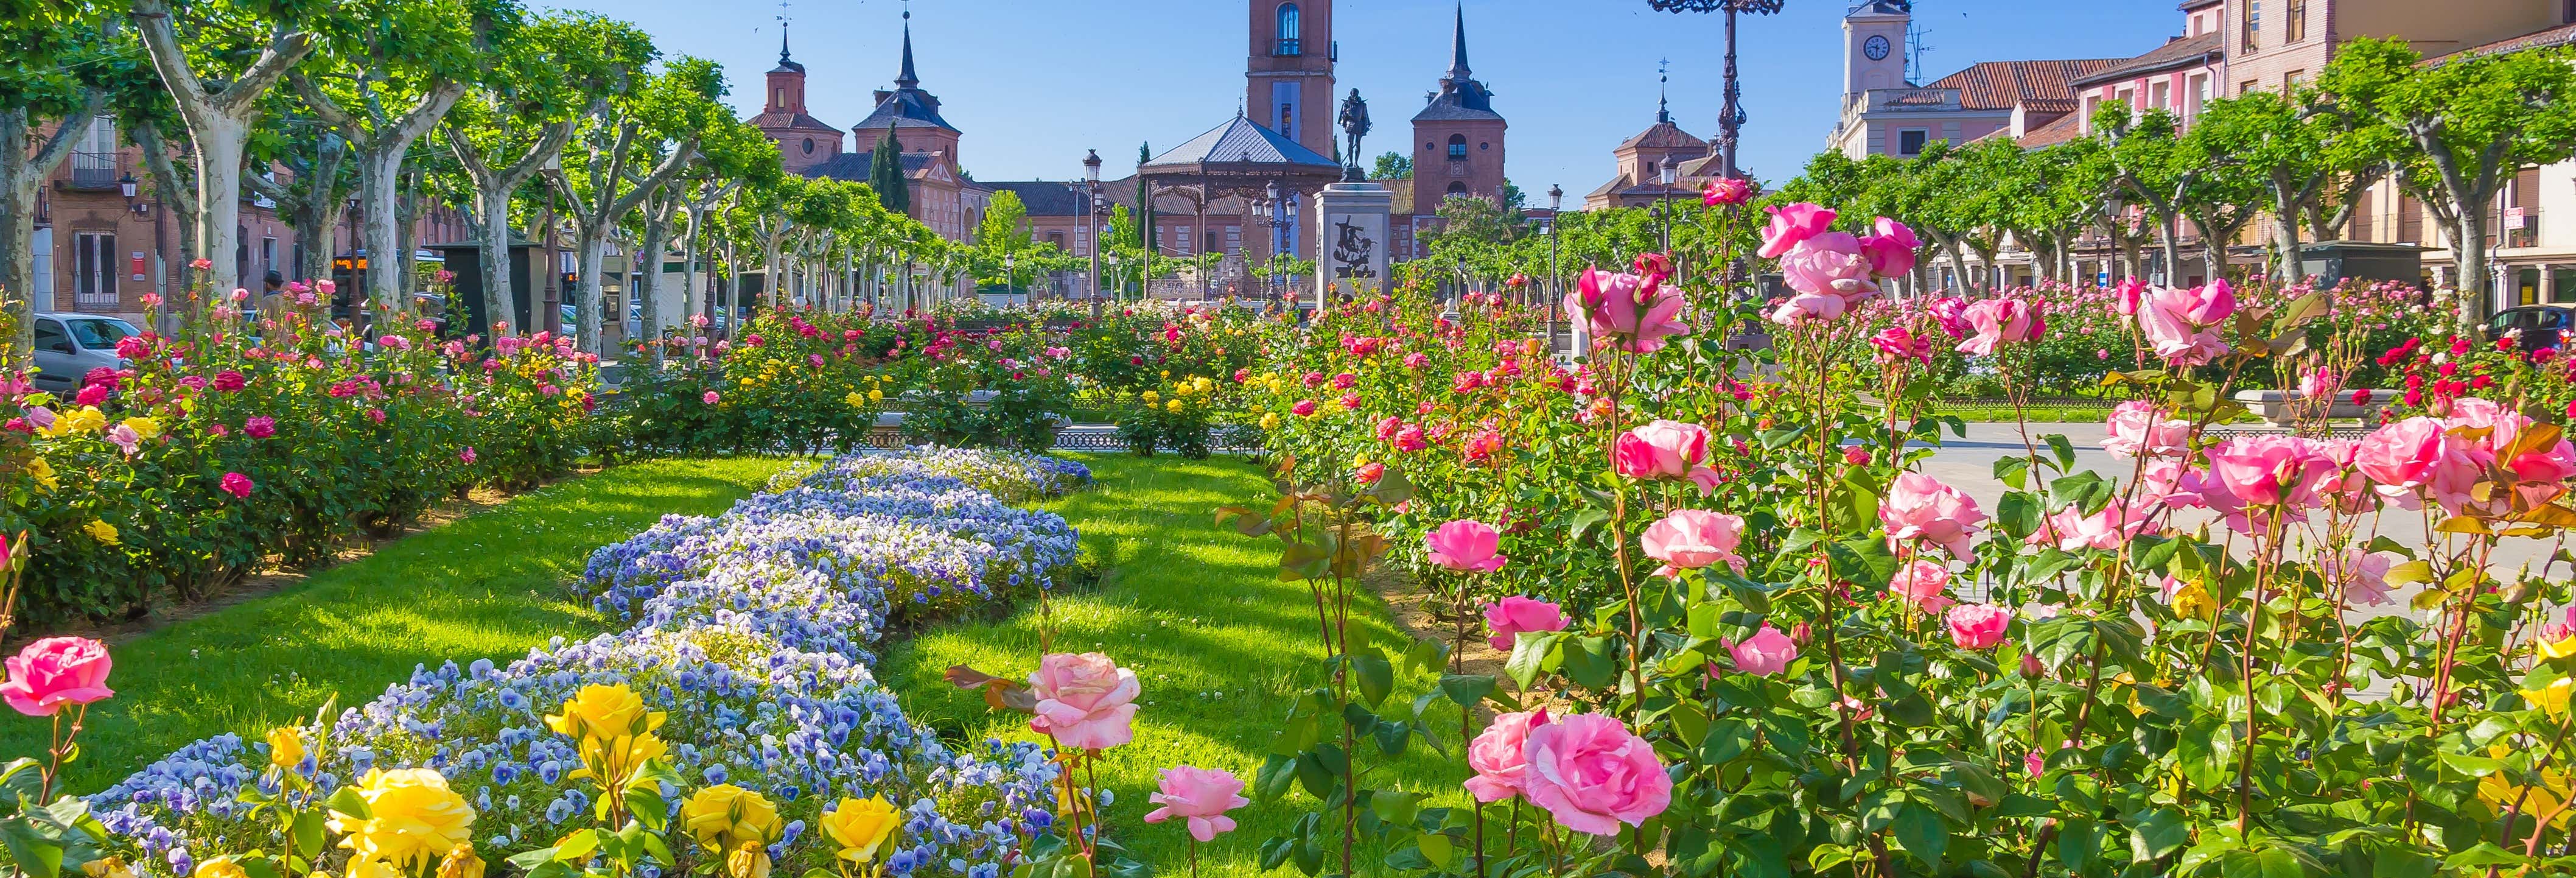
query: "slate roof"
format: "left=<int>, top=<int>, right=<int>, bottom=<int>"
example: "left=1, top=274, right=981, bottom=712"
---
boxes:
left=852, top=18, right=957, bottom=134
left=1922, top=58, right=2123, bottom=114
left=1139, top=114, right=1340, bottom=174
left=2073, top=32, right=2222, bottom=86
left=1414, top=4, right=1503, bottom=123
left=979, top=180, right=1089, bottom=217
left=2012, top=111, right=2087, bottom=147
left=804, top=151, right=939, bottom=182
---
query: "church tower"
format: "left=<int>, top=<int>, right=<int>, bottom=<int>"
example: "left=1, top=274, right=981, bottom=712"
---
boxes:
left=1247, top=0, right=1335, bottom=156
left=1411, top=3, right=1506, bottom=213
left=751, top=22, right=844, bottom=174
left=850, top=10, right=962, bottom=167
left=1843, top=1, right=1911, bottom=99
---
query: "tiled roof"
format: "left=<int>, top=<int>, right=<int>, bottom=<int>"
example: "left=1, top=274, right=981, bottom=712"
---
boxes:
left=747, top=110, right=841, bottom=135
left=2014, top=111, right=2086, bottom=148
left=1139, top=114, right=1340, bottom=174
left=1924, top=58, right=2123, bottom=114
left=1390, top=185, right=1415, bottom=216
left=2435, top=21, right=2576, bottom=63
left=852, top=88, right=956, bottom=134
left=979, top=180, right=1088, bottom=217
left=2073, top=32, right=2222, bottom=86
left=803, top=151, right=939, bottom=183
left=1616, top=121, right=1708, bottom=152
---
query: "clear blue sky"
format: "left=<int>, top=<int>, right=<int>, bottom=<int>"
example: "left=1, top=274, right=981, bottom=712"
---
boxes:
left=553, top=0, right=2183, bottom=197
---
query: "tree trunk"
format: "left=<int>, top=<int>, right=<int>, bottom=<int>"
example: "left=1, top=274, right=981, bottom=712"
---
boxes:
left=476, top=186, right=515, bottom=335
left=2454, top=210, right=2493, bottom=325
left=1, top=103, right=99, bottom=353
left=133, top=121, right=199, bottom=269
left=129, top=0, right=315, bottom=301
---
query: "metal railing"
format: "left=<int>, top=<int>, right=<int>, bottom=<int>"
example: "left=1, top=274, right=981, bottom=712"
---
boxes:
left=67, top=152, right=119, bottom=191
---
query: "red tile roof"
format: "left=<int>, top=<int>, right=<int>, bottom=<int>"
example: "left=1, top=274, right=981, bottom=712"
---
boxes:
left=2014, top=111, right=2087, bottom=148
left=1616, top=121, right=1709, bottom=153
left=747, top=111, right=842, bottom=135
left=2434, top=21, right=2576, bottom=64
left=2073, top=32, right=2223, bottom=87
left=1924, top=58, right=2124, bottom=115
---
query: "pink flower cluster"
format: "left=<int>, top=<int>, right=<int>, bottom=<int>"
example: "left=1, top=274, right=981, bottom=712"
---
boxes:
left=1763, top=204, right=1918, bottom=326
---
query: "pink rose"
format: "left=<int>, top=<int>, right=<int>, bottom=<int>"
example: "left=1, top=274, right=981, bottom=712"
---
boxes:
left=2203, top=435, right=2339, bottom=508
left=1723, top=623, right=1798, bottom=676
left=1463, top=709, right=1552, bottom=803
left=1, top=637, right=114, bottom=716
left=2102, top=401, right=2189, bottom=459
left=1564, top=269, right=1687, bottom=353
left=1955, top=298, right=2040, bottom=356
left=245, top=416, right=278, bottom=439
left=1889, top=560, right=1955, bottom=615
left=2155, top=279, right=2236, bottom=325
left=1485, top=596, right=1569, bottom=651
left=2112, top=278, right=2147, bottom=317
left=1141, top=765, right=1250, bottom=841
left=2030, top=499, right=2156, bottom=552
left=219, top=472, right=254, bottom=499
left=459, top=446, right=477, bottom=465
left=1614, top=420, right=1723, bottom=494
left=1880, top=472, right=1986, bottom=557
left=702, top=390, right=721, bottom=405
left=1869, top=327, right=1930, bottom=365
left=1766, top=290, right=1849, bottom=326
left=1639, top=509, right=1748, bottom=575
left=1758, top=202, right=1836, bottom=259
left=1777, top=233, right=1878, bottom=302
left=1292, top=399, right=1318, bottom=416
left=2322, top=547, right=2397, bottom=607
left=1027, top=652, right=1140, bottom=751
left=1945, top=604, right=2012, bottom=650
left=1701, top=177, right=1752, bottom=206
left=1519, top=714, right=1672, bottom=837
left=1858, top=217, right=1920, bottom=278
left=1928, top=297, right=1973, bottom=340
left=2356, top=416, right=2450, bottom=496
left=1425, top=519, right=1506, bottom=574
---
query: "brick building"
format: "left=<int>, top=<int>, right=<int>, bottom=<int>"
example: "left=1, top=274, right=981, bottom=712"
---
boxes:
left=1401, top=4, right=1509, bottom=259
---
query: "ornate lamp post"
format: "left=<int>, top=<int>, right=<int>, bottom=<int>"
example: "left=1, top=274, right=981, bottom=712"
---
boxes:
left=1251, top=180, right=1287, bottom=309
left=1645, top=0, right=1787, bottom=180
left=1083, top=149, right=1104, bottom=315
left=1547, top=183, right=1563, bottom=352
left=1656, top=154, right=1678, bottom=253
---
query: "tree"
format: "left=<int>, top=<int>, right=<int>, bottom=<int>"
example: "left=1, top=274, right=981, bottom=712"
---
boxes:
left=290, top=0, right=509, bottom=312
left=445, top=10, right=651, bottom=337
left=2, top=11, right=111, bottom=349
left=2321, top=38, right=2576, bottom=319
left=551, top=54, right=735, bottom=353
left=2099, top=102, right=2195, bottom=284
left=1370, top=152, right=1411, bottom=180
left=127, top=0, right=320, bottom=304
left=971, top=188, right=1034, bottom=289
left=869, top=127, right=908, bottom=214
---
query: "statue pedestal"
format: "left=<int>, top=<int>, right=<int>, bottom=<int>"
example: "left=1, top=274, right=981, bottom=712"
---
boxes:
left=1313, top=180, right=1393, bottom=307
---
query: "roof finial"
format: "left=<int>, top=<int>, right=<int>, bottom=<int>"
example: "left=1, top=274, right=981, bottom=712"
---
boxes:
left=1657, top=58, right=1671, bottom=124
left=1447, top=2, right=1471, bottom=81
left=895, top=2, right=919, bottom=89
left=775, top=1, right=792, bottom=64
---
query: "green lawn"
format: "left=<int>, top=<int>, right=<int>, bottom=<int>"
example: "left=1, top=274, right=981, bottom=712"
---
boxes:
left=880, top=454, right=1471, bottom=878
left=23, top=457, right=793, bottom=792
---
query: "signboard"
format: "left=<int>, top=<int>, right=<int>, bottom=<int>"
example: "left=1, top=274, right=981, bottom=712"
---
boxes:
left=2507, top=206, right=2527, bottom=230
left=129, top=252, right=144, bottom=281
left=1322, top=211, right=1387, bottom=294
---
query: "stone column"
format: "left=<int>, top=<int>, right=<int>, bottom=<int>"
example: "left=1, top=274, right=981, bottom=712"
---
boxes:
left=1314, top=179, right=1392, bottom=309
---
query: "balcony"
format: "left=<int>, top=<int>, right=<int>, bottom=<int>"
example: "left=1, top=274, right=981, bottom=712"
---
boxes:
left=66, top=151, right=119, bottom=191
left=1275, top=38, right=1301, bottom=57
left=2496, top=207, right=2543, bottom=250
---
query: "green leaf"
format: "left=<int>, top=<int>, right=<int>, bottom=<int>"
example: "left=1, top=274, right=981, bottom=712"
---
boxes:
left=1560, top=636, right=1620, bottom=689
left=322, top=787, right=373, bottom=821
left=1352, top=646, right=1395, bottom=708
left=2129, top=808, right=2188, bottom=860
left=1438, top=675, right=1501, bottom=710
left=1892, top=802, right=1947, bottom=866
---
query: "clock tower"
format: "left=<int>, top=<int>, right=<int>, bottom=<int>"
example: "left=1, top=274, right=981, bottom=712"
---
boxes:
left=1843, top=1, right=1911, bottom=99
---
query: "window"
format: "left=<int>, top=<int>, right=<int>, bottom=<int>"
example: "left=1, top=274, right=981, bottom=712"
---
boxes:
left=2150, top=81, right=2170, bottom=111
left=33, top=320, right=70, bottom=354
left=65, top=318, right=134, bottom=349
left=2286, top=0, right=2307, bottom=41
left=71, top=116, right=116, bottom=189
left=1897, top=128, right=1929, bottom=156
left=2186, top=73, right=2210, bottom=119
left=1178, top=225, right=1193, bottom=255
left=1273, top=83, right=1299, bottom=141
left=1447, top=134, right=1467, bottom=160
left=802, top=138, right=814, bottom=155
left=2242, top=1, right=2260, bottom=51
left=261, top=237, right=276, bottom=277
left=72, top=231, right=116, bottom=309
left=1225, top=226, right=1241, bottom=255
left=1445, top=181, right=1469, bottom=195
left=1275, top=3, right=1301, bottom=55
left=30, top=228, right=49, bottom=303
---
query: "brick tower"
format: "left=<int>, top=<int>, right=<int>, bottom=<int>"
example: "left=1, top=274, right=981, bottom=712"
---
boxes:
left=1411, top=2, right=1507, bottom=212
left=750, top=23, right=844, bottom=174
left=1247, top=0, right=1336, bottom=156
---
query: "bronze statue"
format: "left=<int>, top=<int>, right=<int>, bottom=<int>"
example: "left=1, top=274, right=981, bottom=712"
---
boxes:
left=1336, top=89, right=1370, bottom=181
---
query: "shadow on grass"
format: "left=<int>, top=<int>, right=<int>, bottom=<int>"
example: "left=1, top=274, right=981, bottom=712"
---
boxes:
left=21, top=458, right=795, bottom=792
left=880, top=455, right=1471, bottom=878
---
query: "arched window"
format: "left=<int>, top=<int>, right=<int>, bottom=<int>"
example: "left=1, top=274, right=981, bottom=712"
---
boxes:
left=1446, top=181, right=1469, bottom=195
left=1446, top=134, right=1467, bottom=160
left=1276, top=4, right=1302, bottom=56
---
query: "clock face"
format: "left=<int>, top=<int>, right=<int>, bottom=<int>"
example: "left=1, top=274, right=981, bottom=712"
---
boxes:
left=1864, top=35, right=1892, bottom=61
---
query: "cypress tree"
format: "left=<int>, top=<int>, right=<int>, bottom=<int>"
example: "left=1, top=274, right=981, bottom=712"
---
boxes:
left=870, top=128, right=910, bottom=214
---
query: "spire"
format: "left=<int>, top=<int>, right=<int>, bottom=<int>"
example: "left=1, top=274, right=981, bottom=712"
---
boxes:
left=895, top=6, right=919, bottom=89
left=1447, top=2, right=1471, bottom=81
left=1656, top=60, right=1671, bottom=124
left=778, top=19, right=791, bottom=65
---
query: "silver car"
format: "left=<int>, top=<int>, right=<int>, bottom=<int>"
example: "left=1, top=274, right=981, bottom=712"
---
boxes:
left=30, top=312, right=139, bottom=393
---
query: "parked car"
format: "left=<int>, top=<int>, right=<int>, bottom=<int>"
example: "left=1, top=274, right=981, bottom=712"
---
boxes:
left=29, top=312, right=139, bottom=393
left=2483, top=305, right=2576, bottom=352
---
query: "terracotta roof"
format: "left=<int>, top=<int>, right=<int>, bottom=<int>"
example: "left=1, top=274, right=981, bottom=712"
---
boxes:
left=1390, top=186, right=1415, bottom=216
left=746, top=110, right=841, bottom=135
left=2073, top=32, right=2223, bottom=86
left=2014, top=111, right=2086, bottom=147
left=2434, top=21, right=2576, bottom=63
left=1615, top=120, right=1708, bottom=152
left=1923, top=58, right=2123, bottom=114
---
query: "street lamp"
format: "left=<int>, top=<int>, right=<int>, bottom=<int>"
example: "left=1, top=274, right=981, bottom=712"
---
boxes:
left=1083, top=149, right=1104, bottom=315
left=1547, top=183, right=1563, bottom=353
left=1656, top=155, right=1679, bottom=254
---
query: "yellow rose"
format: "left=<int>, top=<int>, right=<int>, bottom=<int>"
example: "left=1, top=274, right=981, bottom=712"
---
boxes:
left=2541, top=636, right=2576, bottom=661
left=723, top=842, right=771, bottom=878
left=121, top=417, right=162, bottom=441
left=1193, top=377, right=1213, bottom=394
left=544, top=683, right=663, bottom=742
left=191, top=859, right=247, bottom=878
left=845, top=391, right=868, bottom=409
left=1166, top=399, right=1183, bottom=413
left=1141, top=390, right=1160, bottom=404
left=869, top=388, right=884, bottom=401
left=327, top=768, right=477, bottom=872
left=819, top=796, right=900, bottom=866
left=1260, top=413, right=1281, bottom=430
left=267, top=726, right=306, bottom=771
left=84, top=520, right=117, bottom=545
left=2170, top=581, right=2216, bottom=620
left=83, top=857, right=137, bottom=878
left=435, top=846, right=484, bottom=878
left=24, top=457, right=55, bottom=491
left=44, top=407, right=105, bottom=438
left=2478, top=743, right=2575, bottom=826
left=2526, top=678, right=2574, bottom=717
left=681, top=784, right=782, bottom=852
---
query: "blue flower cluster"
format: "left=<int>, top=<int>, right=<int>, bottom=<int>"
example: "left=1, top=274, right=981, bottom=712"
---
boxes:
left=92, top=448, right=1093, bottom=878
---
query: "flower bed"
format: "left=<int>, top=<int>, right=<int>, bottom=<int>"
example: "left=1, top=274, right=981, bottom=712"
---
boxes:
left=87, top=448, right=1090, bottom=878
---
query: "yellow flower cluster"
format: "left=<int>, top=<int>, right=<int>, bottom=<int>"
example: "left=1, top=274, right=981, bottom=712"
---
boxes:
left=681, top=784, right=784, bottom=878
left=326, top=768, right=478, bottom=874
left=2477, top=742, right=2575, bottom=827
left=40, top=407, right=105, bottom=438
left=817, top=796, right=901, bottom=866
left=543, top=683, right=668, bottom=784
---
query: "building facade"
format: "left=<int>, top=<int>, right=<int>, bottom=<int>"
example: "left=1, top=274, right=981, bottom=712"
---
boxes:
left=1404, top=3, right=1508, bottom=258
